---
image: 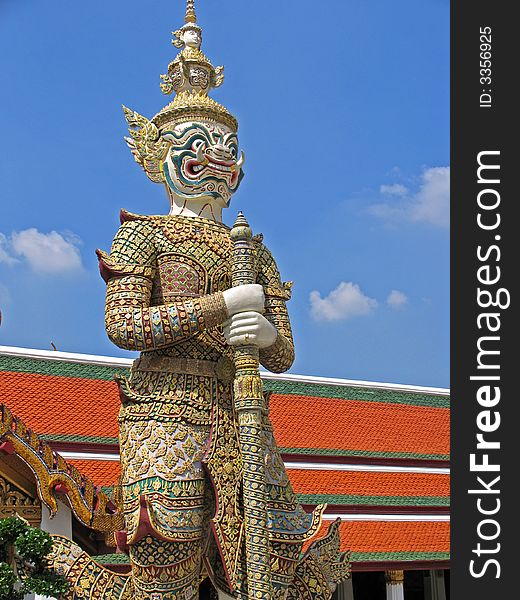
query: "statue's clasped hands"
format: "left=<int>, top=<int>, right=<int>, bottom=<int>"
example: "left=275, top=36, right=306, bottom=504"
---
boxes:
left=222, top=284, right=278, bottom=348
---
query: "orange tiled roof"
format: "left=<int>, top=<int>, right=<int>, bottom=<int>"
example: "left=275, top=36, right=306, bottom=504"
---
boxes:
left=64, top=460, right=449, bottom=503
left=313, top=520, right=450, bottom=554
left=0, top=355, right=450, bottom=461
left=67, top=459, right=121, bottom=488
left=0, top=371, right=120, bottom=439
left=270, top=395, right=449, bottom=457
left=289, top=469, right=449, bottom=499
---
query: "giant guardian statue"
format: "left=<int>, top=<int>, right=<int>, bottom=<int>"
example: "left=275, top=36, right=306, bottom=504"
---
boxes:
left=48, top=2, right=350, bottom=598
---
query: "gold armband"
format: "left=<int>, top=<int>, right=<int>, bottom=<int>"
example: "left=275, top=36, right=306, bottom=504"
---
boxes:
left=199, top=291, right=228, bottom=329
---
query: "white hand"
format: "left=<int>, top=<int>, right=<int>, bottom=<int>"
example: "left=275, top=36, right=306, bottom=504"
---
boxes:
left=222, top=284, right=265, bottom=317
left=223, top=311, right=278, bottom=348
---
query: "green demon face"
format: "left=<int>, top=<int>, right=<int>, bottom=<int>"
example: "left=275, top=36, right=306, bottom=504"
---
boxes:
left=162, top=121, right=245, bottom=208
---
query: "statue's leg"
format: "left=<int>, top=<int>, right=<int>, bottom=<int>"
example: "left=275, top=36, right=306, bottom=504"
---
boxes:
left=129, top=535, right=202, bottom=600
left=119, top=415, right=212, bottom=600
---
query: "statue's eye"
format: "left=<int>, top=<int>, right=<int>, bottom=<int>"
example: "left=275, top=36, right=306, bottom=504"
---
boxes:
left=230, top=147, right=237, bottom=158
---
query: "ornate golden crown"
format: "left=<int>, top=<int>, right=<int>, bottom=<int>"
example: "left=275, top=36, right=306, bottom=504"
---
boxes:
left=153, top=91, right=238, bottom=133
left=154, top=0, right=237, bottom=132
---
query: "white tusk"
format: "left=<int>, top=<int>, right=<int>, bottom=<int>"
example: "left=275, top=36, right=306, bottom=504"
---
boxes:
left=236, top=150, right=245, bottom=170
left=196, top=144, right=206, bottom=164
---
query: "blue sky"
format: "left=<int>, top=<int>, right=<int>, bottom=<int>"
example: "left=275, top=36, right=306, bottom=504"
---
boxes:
left=0, top=0, right=449, bottom=387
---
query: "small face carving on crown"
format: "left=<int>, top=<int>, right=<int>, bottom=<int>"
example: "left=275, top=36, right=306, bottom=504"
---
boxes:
left=162, top=121, right=245, bottom=208
left=181, top=27, right=201, bottom=49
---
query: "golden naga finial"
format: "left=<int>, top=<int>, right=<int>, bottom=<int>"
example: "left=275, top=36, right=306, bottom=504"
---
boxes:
left=185, top=0, right=197, bottom=24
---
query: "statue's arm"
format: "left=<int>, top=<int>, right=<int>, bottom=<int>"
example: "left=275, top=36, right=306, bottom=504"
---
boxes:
left=256, top=244, right=295, bottom=373
left=97, top=220, right=229, bottom=352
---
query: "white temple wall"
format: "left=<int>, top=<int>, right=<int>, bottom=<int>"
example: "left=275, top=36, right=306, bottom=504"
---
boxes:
left=30, top=501, right=73, bottom=600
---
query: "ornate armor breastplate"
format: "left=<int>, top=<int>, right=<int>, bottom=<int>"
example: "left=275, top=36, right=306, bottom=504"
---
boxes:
left=152, top=216, right=234, bottom=305
left=148, top=216, right=234, bottom=361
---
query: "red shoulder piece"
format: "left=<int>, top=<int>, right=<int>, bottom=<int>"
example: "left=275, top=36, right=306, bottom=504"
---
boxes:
left=95, top=249, right=155, bottom=283
left=96, top=249, right=113, bottom=283
left=120, top=208, right=135, bottom=224
left=120, top=209, right=155, bottom=224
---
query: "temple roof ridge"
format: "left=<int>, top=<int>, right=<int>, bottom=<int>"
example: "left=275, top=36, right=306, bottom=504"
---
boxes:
left=0, top=345, right=450, bottom=396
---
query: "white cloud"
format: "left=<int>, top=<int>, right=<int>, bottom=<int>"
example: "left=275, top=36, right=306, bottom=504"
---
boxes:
left=369, top=166, right=450, bottom=228
left=310, top=281, right=378, bottom=322
left=0, top=233, right=18, bottom=266
left=380, top=183, right=408, bottom=197
left=1, top=228, right=83, bottom=274
left=387, top=289, right=408, bottom=309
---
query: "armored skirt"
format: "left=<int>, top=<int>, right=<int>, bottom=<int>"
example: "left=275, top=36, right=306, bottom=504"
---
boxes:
left=98, top=212, right=323, bottom=599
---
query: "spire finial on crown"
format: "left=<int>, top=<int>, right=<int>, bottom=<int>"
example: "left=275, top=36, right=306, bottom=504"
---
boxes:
left=185, top=0, right=197, bottom=24
left=152, top=0, right=236, bottom=131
